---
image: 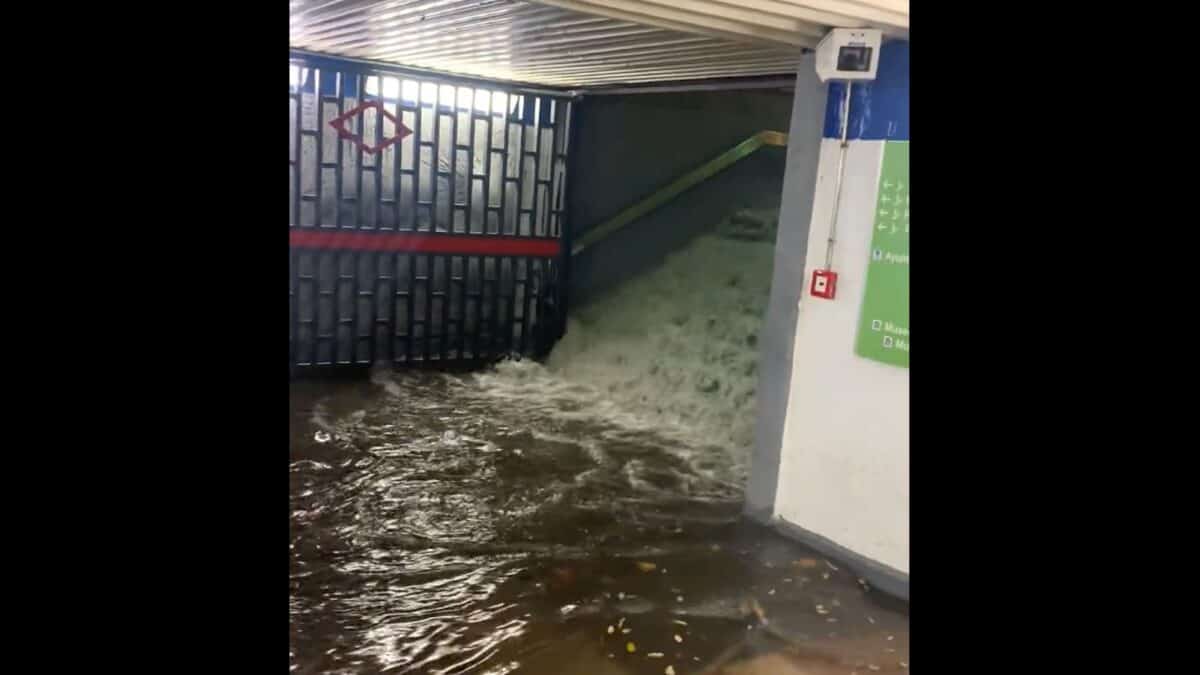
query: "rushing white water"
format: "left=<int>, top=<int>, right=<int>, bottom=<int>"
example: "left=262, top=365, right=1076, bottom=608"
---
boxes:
left=544, top=209, right=779, bottom=478
left=289, top=210, right=920, bottom=675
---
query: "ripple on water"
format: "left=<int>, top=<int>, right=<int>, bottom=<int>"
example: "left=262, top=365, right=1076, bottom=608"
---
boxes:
left=290, top=362, right=907, bottom=674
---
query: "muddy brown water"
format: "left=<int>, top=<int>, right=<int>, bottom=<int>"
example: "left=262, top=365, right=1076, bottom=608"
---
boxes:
left=290, top=364, right=908, bottom=674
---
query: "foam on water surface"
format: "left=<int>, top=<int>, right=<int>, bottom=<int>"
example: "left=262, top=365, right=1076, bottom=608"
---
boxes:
left=545, top=211, right=778, bottom=478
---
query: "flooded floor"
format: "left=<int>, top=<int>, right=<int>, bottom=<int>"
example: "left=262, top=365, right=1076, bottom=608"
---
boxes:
left=290, top=363, right=908, bottom=675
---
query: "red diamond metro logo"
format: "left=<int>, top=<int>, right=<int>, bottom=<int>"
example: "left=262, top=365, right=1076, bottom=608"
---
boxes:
left=328, top=100, right=412, bottom=155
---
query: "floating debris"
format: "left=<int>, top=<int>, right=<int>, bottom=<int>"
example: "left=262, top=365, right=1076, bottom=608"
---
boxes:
left=822, top=572, right=830, bottom=580
left=559, top=604, right=578, bottom=615
left=626, top=642, right=637, bottom=653
left=767, top=588, right=776, bottom=595
left=619, top=617, right=626, bottom=629
left=672, top=619, right=689, bottom=626
left=314, top=430, right=332, bottom=443
left=665, top=666, right=676, bottom=675
left=676, top=595, right=684, bottom=603
left=793, top=558, right=819, bottom=569
left=674, top=634, right=683, bottom=643
left=825, top=560, right=839, bottom=571
left=622, top=628, right=632, bottom=634
left=867, top=616, right=876, bottom=624
left=607, top=625, right=614, bottom=635
left=648, top=652, right=664, bottom=658
left=744, top=597, right=767, bottom=625
left=815, top=604, right=829, bottom=615
left=636, top=561, right=657, bottom=573
left=900, top=661, right=908, bottom=668
left=868, top=665, right=880, bottom=672
left=887, top=635, right=894, bottom=641
left=783, top=578, right=792, bottom=583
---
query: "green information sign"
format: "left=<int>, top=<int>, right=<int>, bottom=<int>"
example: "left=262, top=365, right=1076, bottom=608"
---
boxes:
left=855, top=141, right=909, bottom=368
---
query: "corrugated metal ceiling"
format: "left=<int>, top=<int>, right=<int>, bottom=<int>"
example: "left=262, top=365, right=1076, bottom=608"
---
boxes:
left=289, top=0, right=908, bottom=90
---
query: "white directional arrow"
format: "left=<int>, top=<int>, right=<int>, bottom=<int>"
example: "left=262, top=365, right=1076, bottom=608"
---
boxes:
left=880, top=194, right=890, bottom=203
left=879, top=209, right=889, bottom=217
left=878, top=223, right=887, bottom=231
left=883, top=180, right=892, bottom=190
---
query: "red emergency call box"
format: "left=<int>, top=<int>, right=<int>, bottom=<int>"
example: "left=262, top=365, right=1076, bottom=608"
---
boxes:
left=810, top=269, right=837, bottom=299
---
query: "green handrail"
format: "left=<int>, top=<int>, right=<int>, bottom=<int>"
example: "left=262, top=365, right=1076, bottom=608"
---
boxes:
left=571, top=130, right=788, bottom=256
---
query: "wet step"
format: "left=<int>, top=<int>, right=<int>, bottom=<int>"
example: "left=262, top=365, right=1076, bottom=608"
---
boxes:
left=714, top=209, right=779, bottom=242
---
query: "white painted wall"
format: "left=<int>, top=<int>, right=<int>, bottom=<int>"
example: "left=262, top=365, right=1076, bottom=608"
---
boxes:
left=773, top=138, right=909, bottom=575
